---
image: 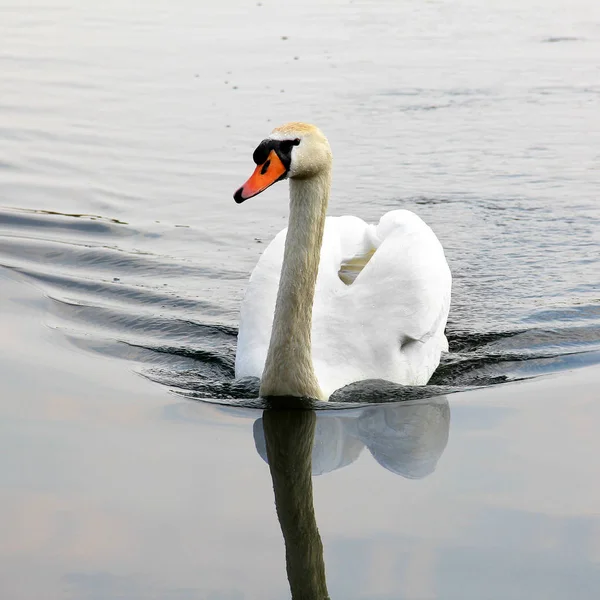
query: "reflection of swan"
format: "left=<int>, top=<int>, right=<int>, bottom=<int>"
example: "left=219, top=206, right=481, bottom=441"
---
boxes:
left=233, top=122, right=452, bottom=400
left=260, top=398, right=450, bottom=599
left=357, top=399, right=450, bottom=478
left=254, top=395, right=450, bottom=478
left=254, top=412, right=364, bottom=476
left=262, top=410, right=329, bottom=600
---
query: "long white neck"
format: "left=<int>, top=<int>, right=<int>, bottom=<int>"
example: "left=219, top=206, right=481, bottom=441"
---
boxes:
left=259, top=169, right=331, bottom=400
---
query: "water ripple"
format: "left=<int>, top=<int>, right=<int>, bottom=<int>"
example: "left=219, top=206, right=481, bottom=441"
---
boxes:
left=1, top=203, right=599, bottom=404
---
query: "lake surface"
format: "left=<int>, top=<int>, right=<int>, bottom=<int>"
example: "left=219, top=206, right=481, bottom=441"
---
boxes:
left=1, top=0, right=600, bottom=598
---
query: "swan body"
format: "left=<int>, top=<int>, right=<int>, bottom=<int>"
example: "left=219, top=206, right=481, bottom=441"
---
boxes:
left=233, top=123, right=451, bottom=400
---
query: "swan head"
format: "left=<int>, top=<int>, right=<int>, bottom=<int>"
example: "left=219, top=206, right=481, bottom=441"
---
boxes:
left=234, top=122, right=331, bottom=203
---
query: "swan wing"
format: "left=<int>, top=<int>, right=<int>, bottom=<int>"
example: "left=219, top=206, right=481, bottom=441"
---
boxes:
left=341, top=209, right=450, bottom=344
left=235, top=210, right=451, bottom=397
left=234, top=227, right=287, bottom=379
left=310, top=210, right=451, bottom=395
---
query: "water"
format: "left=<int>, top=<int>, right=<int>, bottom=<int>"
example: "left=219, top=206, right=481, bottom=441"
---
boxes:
left=2, top=268, right=600, bottom=600
left=1, top=0, right=599, bottom=400
left=1, top=0, right=600, bottom=597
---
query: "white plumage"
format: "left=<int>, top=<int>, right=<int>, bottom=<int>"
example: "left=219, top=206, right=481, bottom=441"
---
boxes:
left=235, top=210, right=451, bottom=398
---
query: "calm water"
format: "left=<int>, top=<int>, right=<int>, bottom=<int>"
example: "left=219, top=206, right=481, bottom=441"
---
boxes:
left=1, top=0, right=600, bottom=598
left=2, top=269, right=600, bottom=600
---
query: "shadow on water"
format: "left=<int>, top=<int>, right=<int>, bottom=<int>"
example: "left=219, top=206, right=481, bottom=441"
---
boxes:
left=259, top=396, right=450, bottom=598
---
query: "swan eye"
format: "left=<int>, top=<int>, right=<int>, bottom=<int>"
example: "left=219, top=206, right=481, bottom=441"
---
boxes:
left=279, top=139, right=301, bottom=154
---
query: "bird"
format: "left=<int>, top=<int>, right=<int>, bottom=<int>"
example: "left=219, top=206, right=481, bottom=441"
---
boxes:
left=233, top=122, right=451, bottom=401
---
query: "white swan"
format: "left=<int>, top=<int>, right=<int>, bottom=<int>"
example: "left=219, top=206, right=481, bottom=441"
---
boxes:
left=233, top=122, right=451, bottom=400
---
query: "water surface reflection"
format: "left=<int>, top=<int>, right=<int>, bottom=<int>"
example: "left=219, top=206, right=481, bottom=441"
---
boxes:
left=255, top=397, right=450, bottom=478
left=256, top=396, right=450, bottom=598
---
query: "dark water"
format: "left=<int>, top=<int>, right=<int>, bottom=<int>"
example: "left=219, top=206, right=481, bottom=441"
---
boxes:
left=1, top=1, right=600, bottom=598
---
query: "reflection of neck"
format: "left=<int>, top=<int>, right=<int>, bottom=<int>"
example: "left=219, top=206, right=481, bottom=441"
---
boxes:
left=260, top=171, right=331, bottom=400
left=263, top=410, right=329, bottom=600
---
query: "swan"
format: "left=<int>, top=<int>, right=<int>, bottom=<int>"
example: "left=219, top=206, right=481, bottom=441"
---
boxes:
left=233, top=122, right=451, bottom=400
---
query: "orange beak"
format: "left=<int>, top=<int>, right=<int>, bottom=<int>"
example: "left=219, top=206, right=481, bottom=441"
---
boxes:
left=234, top=150, right=287, bottom=204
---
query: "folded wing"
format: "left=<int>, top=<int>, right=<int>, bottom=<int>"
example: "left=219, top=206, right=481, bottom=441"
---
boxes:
left=235, top=210, right=452, bottom=397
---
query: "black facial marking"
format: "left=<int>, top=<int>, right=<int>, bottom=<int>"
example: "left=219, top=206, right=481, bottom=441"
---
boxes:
left=252, top=141, right=271, bottom=165
left=279, top=138, right=301, bottom=155
left=251, top=137, right=301, bottom=172
left=260, top=159, right=271, bottom=175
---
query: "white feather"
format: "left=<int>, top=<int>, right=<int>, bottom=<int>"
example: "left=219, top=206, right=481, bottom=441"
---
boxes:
left=235, top=209, right=451, bottom=398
